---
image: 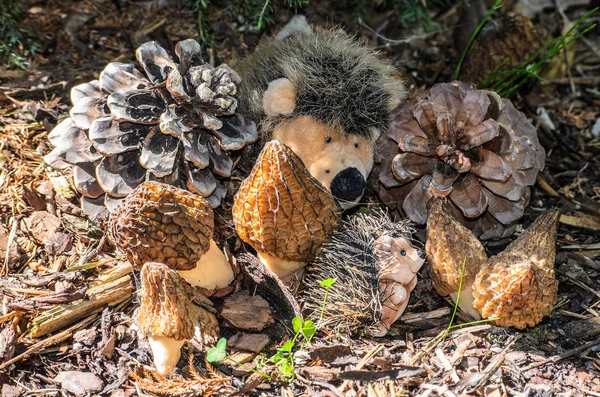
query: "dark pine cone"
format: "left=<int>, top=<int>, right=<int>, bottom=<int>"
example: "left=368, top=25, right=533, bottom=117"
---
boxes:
left=45, top=39, right=258, bottom=220
left=376, top=81, right=545, bottom=241
left=460, top=13, right=547, bottom=85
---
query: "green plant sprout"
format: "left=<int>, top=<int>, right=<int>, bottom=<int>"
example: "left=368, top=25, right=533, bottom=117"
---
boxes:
left=207, top=337, right=272, bottom=379
left=206, top=277, right=336, bottom=381
left=0, top=0, right=39, bottom=69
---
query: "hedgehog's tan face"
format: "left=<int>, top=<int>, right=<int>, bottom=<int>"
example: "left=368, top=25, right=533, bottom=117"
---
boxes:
left=272, top=116, right=375, bottom=209
left=262, top=77, right=377, bottom=209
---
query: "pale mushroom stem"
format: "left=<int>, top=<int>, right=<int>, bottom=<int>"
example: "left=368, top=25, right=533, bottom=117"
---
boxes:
left=257, top=251, right=305, bottom=282
left=148, top=335, right=186, bottom=376
left=449, top=284, right=481, bottom=320
left=177, top=239, right=234, bottom=290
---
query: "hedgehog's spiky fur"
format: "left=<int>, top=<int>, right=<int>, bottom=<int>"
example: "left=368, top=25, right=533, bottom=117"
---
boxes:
left=301, top=209, right=417, bottom=337
left=237, top=29, right=406, bottom=141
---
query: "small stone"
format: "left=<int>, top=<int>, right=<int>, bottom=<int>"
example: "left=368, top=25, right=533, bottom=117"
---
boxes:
left=2, top=384, right=20, bottom=397
left=55, top=371, right=103, bottom=396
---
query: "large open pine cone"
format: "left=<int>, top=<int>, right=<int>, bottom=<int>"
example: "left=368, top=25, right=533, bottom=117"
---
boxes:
left=376, top=82, right=545, bottom=240
left=45, top=39, right=258, bottom=220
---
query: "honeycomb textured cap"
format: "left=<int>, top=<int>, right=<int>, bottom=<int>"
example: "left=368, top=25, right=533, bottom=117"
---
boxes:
left=232, top=140, right=341, bottom=263
left=138, top=262, right=218, bottom=343
left=426, top=198, right=487, bottom=296
left=109, top=181, right=214, bottom=270
left=473, top=253, right=558, bottom=329
left=472, top=209, right=560, bottom=329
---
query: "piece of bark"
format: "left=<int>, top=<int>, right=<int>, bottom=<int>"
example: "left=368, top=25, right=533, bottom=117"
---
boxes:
left=220, top=290, right=274, bottom=331
left=8, top=286, right=87, bottom=312
left=227, top=333, right=270, bottom=353
left=238, top=253, right=302, bottom=326
left=0, top=327, right=17, bottom=364
left=309, top=345, right=359, bottom=366
left=298, top=366, right=340, bottom=382
left=338, top=366, right=425, bottom=381
left=23, top=211, right=73, bottom=255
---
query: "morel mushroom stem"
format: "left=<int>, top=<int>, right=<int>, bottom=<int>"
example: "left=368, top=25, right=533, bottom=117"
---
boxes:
left=149, top=336, right=186, bottom=376
left=449, top=285, right=480, bottom=321
left=256, top=252, right=305, bottom=283
left=178, top=239, right=233, bottom=290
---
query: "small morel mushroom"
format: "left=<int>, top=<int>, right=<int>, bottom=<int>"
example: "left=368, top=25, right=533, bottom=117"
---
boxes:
left=472, top=209, right=560, bottom=329
left=426, top=198, right=487, bottom=319
left=458, top=13, right=547, bottom=85
left=232, top=140, right=340, bottom=282
left=109, top=181, right=233, bottom=291
left=45, top=39, right=258, bottom=220
left=138, top=262, right=218, bottom=375
left=301, top=210, right=425, bottom=337
left=376, top=81, right=545, bottom=240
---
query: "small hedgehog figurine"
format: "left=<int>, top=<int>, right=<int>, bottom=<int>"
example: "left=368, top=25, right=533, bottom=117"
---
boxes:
left=237, top=17, right=405, bottom=209
left=301, top=209, right=425, bottom=337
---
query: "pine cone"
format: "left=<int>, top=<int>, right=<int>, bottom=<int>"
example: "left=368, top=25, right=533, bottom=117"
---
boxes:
left=45, top=39, right=258, bottom=220
left=460, top=13, right=547, bottom=85
left=376, top=81, right=545, bottom=240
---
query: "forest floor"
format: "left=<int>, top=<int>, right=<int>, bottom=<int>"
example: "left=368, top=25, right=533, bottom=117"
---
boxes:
left=0, top=0, right=599, bottom=396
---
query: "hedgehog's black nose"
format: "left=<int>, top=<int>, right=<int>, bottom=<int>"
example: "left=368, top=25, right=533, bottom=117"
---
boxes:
left=417, top=249, right=426, bottom=259
left=330, top=167, right=366, bottom=203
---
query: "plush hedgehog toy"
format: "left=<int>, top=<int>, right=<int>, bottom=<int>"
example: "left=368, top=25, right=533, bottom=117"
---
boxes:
left=237, top=17, right=405, bottom=209
left=300, top=209, right=425, bottom=337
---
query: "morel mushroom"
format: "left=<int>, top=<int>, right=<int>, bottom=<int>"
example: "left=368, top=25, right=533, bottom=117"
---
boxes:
left=109, top=181, right=233, bottom=290
left=138, top=262, right=218, bottom=375
left=232, top=140, right=340, bottom=282
left=426, top=198, right=487, bottom=319
left=376, top=81, right=545, bottom=240
left=45, top=39, right=257, bottom=220
left=472, top=209, right=560, bottom=329
left=301, top=210, right=425, bottom=337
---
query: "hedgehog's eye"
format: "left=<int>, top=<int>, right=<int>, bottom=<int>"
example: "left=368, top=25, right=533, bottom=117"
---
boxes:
left=325, top=169, right=330, bottom=174
left=400, top=250, right=407, bottom=256
left=354, top=143, right=359, bottom=148
left=325, top=137, right=332, bottom=143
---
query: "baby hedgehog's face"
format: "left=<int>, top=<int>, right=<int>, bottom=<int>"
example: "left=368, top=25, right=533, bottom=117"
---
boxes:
left=262, top=77, right=377, bottom=209
left=273, top=116, right=375, bottom=209
left=371, top=235, right=426, bottom=336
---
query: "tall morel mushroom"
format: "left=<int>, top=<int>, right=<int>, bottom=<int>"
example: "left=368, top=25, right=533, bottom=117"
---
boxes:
left=376, top=81, right=545, bottom=240
left=138, top=262, right=218, bottom=375
left=473, top=209, right=560, bottom=329
left=108, top=181, right=234, bottom=291
left=45, top=39, right=258, bottom=220
left=232, top=140, right=341, bottom=283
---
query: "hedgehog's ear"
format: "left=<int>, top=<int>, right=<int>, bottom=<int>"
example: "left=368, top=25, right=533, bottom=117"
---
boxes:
left=262, top=78, right=297, bottom=117
left=369, top=127, right=381, bottom=143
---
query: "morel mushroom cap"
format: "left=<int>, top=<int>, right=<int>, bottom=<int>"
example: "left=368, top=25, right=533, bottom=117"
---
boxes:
left=45, top=39, right=258, bottom=220
left=109, top=181, right=233, bottom=290
left=301, top=210, right=424, bottom=337
left=426, top=198, right=487, bottom=319
left=138, top=262, right=218, bottom=375
left=376, top=81, right=545, bottom=240
left=472, top=209, right=560, bottom=329
left=232, top=140, right=341, bottom=281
